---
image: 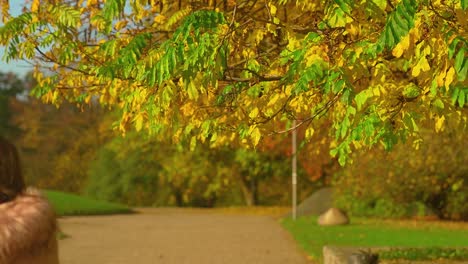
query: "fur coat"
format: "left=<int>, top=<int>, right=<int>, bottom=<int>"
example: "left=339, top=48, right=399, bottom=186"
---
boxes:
left=0, top=188, right=59, bottom=264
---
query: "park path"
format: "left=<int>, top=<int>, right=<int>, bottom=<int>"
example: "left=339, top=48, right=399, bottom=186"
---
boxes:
left=58, top=208, right=311, bottom=264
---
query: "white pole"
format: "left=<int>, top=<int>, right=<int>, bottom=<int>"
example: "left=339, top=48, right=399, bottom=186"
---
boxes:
left=292, top=120, right=297, bottom=220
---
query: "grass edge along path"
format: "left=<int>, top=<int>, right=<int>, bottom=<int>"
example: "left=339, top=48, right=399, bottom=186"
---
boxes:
left=44, top=190, right=133, bottom=216
left=281, top=216, right=468, bottom=262
left=380, top=247, right=468, bottom=261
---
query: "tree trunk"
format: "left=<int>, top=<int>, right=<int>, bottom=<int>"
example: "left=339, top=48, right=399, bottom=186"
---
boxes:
left=173, top=189, right=184, bottom=207
left=239, top=174, right=258, bottom=206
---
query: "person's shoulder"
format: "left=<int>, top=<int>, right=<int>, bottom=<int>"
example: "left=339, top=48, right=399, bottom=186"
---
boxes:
left=2, top=187, right=56, bottom=219
left=0, top=187, right=57, bottom=263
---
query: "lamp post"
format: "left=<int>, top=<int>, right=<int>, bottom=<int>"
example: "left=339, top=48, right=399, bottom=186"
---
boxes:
left=292, top=120, right=297, bottom=220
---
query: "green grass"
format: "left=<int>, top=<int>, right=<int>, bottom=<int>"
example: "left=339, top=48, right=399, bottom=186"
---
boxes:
left=281, top=216, right=468, bottom=261
left=380, top=247, right=468, bottom=261
left=44, top=190, right=133, bottom=216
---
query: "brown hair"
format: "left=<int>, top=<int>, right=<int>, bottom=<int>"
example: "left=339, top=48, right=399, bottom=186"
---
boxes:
left=0, top=136, right=25, bottom=203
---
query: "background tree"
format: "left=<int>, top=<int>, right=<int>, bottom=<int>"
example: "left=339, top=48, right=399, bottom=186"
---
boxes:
left=85, top=131, right=313, bottom=207
left=0, top=71, right=25, bottom=137
left=13, top=96, right=110, bottom=191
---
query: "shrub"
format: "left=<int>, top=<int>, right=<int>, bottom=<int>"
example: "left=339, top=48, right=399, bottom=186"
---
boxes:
left=332, top=129, right=467, bottom=220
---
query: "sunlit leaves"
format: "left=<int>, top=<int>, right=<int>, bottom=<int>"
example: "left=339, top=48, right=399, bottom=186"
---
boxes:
left=50, top=4, right=81, bottom=28
left=402, top=83, right=420, bottom=99
left=1, top=0, right=467, bottom=165
left=371, top=0, right=386, bottom=11
left=435, top=115, right=445, bottom=132
left=451, top=87, right=467, bottom=107
left=378, top=0, right=418, bottom=50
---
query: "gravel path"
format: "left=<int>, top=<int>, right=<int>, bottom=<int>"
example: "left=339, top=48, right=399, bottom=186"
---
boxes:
left=58, top=208, right=311, bottom=264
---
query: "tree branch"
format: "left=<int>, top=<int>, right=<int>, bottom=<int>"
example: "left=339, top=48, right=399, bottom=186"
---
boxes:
left=269, top=93, right=342, bottom=135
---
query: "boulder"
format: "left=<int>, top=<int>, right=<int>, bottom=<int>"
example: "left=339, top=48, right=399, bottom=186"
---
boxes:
left=323, top=246, right=378, bottom=264
left=288, top=187, right=334, bottom=218
left=318, top=207, right=349, bottom=226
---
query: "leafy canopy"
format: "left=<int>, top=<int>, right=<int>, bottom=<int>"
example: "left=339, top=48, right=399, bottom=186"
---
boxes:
left=0, top=0, right=467, bottom=164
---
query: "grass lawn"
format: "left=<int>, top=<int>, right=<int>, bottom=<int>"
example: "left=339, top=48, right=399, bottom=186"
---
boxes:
left=44, top=190, right=133, bottom=216
left=282, top=216, right=468, bottom=261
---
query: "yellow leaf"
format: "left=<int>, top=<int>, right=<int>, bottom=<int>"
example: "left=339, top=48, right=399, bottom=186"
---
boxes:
left=269, top=3, right=277, bottom=16
left=412, top=66, right=421, bottom=77
left=436, top=67, right=447, bottom=87
left=188, top=80, right=199, bottom=99
left=250, top=127, right=261, bottom=146
left=87, top=0, right=98, bottom=7
left=154, top=14, right=166, bottom=24
left=31, top=0, right=40, bottom=13
left=353, top=140, right=362, bottom=149
left=420, top=57, right=430, bottom=72
left=435, top=115, right=445, bottom=132
left=181, top=103, right=195, bottom=116
left=134, top=113, right=144, bottom=131
left=372, top=0, right=387, bottom=10
left=249, top=107, right=259, bottom=119
left=346, top=23, right=360, bottom=37
left=190, top=136, right=197, bottom=151
left=267, top=94, right=280, bottom=107
left=444, top=67, right=455, bottom=90
left=422, top=45, right=431, bottom=56
left=411, top=57, right=430, bottom=77
left=289, top=97, right=299, bottom=108
left=392, top=34, right=410, bottom=58
left=305, top=127, right=315, bottom=139
left=372, top=86, right=381, bottom=96
left=115, top=20, right=128, bottom=30
left=285, top=85, right=293, bottom=96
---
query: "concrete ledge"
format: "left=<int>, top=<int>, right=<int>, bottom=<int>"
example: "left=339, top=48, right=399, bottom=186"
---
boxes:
left=323, top=246, right=379, bottom=264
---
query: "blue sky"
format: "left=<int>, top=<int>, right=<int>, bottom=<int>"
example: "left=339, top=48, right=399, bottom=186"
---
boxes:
left=0, top=1, right=32, bottom=77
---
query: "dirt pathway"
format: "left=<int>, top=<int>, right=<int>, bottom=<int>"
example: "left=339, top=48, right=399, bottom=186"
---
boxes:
left=58, top=208, right=311, bottom=264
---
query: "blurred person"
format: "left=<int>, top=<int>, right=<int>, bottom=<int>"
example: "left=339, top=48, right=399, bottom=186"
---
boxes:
left=0, top=136, right=59, bottom=264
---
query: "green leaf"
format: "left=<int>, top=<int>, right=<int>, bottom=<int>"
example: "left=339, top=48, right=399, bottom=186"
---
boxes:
left=448, top=38, right=460, bottom=59
left=378, top=0, right=418, bottom=49
left=454, top=48, right=465, bottom=74
left=355, top=90, right=370, bottom=110
left=433, top=99, right=444, bottom=109
left=334, top=0, right=353, bottom=13
left=327, top=6, right=351, bottom=27
left=411, top=117, right=419, bottom=132
left=451, top=87, right=460, bottom=105
left=102, top=0, right=126, bottom=21
left=458, top=59, right=468, bottom=81
left=458, top=89, right=466, bottom=107
left=50, top=4, right=81, bottom=27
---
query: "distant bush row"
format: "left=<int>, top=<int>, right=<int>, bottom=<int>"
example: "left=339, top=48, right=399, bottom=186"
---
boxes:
left=332, top=129, right=467, bottom=220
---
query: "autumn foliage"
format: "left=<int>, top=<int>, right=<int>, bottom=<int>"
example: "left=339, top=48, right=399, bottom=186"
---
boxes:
left=0, top=0, right=466, bottom=164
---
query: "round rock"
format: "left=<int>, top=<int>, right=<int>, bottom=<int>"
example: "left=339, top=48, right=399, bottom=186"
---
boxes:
left=317, top=207, right=349, bottom=226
